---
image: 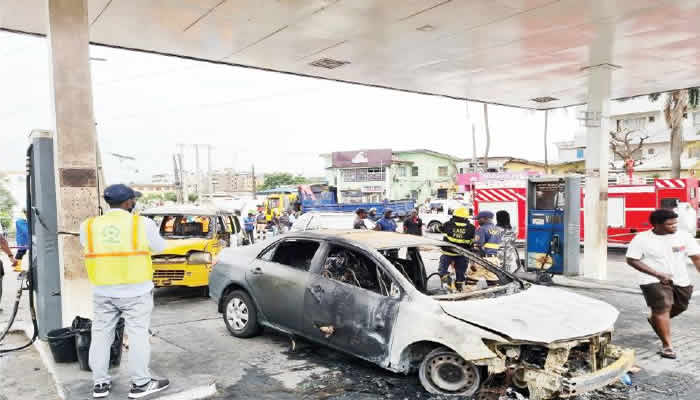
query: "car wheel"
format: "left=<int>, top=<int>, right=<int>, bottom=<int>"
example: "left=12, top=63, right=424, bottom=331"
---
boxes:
left=428, top=221, right=442, bottom=233
left=418, top=347, right=481, bottom=397
left=223, top=290, right=260, bottom=338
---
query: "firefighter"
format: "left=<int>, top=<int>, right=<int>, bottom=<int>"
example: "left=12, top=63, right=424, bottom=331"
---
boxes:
left=438, top=207, right=475, bottom=290
left=474, top=210, right=504, bottom=258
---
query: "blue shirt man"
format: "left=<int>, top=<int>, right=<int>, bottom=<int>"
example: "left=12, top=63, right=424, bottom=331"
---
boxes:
left=15, top=213, right=29, bottom=261
left=474, top=211, right=504, bottom=256
left=244, top=214, right=256, bottom=232
left=15, top=216, right=28, bottom=248
left=374, top=210, right=397, bottom=232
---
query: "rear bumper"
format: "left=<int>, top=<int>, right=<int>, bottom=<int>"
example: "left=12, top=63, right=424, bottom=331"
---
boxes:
left=523, top=345, right=635, bottom=399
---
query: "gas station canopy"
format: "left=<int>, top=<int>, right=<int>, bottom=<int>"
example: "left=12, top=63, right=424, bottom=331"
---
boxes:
left=1, top=0, right=698, bottom=108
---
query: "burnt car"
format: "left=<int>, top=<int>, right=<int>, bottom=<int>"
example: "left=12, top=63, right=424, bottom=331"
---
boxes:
left=209, top=230, right=634, bottom=399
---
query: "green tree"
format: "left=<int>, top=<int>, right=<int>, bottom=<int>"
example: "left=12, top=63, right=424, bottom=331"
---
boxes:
left=188, top=193, right=199, bottom=203
left=259, top=173, right=308, bottom=191
left=0, top=180, right=17, bottom=231
left=164, top=192, right=178, bottom=202
left=648, top=88, right=699, bottom=178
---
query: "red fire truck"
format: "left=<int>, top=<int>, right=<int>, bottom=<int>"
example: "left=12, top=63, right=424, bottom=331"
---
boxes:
left=472, top=177, right=699, bottom=244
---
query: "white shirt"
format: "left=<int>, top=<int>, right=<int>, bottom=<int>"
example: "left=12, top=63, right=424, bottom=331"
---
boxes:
left=80, top=209, right=167, bottom=298
left=626, top=229, right=700, bottom=287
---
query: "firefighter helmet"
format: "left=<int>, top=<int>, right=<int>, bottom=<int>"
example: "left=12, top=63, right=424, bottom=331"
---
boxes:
left=453, top=207, right=470, bottom=219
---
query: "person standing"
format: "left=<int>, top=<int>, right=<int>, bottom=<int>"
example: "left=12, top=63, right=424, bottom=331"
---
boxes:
left=474, top=211, right=504, bottom=258
left=255, top=210, right=267, bottom=240
left=403, top=209, right=423, bottom=236
left=368, top=208, right=379, bottom=222
left=438, top=208, right=475, bottom=290
left=279, top=211, right=290, bottom=234
left=374, top=209, right=398, bottom=232
left=80, top=184, right=169, bottom=399
left=243, top=212, right=256, bottom=245
left=0, top=225, right=18, bottom=313
left=626, top=209, right=700, bottom=359
left=13, top=210, right=29, bottom=272
left=353, top=208, right=369, bottom=230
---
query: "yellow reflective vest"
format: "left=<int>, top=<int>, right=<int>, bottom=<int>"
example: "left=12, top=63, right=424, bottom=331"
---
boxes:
left=83, top=212, right=153, bottom=285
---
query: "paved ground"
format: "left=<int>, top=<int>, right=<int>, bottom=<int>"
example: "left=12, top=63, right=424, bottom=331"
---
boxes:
left=1, top=246, right=699, bottom=400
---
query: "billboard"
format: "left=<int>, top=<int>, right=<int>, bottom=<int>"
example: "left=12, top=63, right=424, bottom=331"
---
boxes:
left=332, top=149, right=392, bottom=168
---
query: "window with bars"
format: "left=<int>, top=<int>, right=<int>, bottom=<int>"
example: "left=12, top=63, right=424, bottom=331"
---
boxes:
left=341, top=167, right=385, bottom=182
left=411, top=166, right=419, bottom=177
left=398, top=166, right=407, bottom=177
left=616, top=117, right=648, bottom=131
left=438, top=166, right=448, bottom=177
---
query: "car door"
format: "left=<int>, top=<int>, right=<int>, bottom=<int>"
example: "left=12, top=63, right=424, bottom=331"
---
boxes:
left=303, top=243, right=402, bottom=364
left=246, top=238, right=322, bottom=333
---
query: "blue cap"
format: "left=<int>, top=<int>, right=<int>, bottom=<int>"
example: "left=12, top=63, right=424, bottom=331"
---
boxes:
left=104, top=184, right=142, bottom=204
left=477, top=210, right=494, bottom=219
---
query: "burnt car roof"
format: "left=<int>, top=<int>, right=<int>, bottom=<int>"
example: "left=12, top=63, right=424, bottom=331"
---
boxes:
left=289, top=229, right=447, bottom=250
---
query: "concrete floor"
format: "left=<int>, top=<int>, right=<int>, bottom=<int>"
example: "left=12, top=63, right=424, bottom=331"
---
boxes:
left=1, top=245, right=699, bottom=400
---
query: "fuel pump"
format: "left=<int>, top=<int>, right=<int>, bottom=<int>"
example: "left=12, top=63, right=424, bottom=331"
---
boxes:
left=526, top=176, right=581, bottom=277
left=0, top=130, right=62, bottom=352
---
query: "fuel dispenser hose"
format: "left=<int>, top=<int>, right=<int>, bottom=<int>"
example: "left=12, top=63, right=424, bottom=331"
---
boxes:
left=0, top=144, right=39, bottom=354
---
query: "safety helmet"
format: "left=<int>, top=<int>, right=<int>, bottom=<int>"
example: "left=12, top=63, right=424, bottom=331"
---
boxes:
left=453, top=207, right=470, bottom=219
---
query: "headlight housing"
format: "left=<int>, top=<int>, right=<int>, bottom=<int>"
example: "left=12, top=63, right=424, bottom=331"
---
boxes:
left=187, top=251, right=212, bottom=265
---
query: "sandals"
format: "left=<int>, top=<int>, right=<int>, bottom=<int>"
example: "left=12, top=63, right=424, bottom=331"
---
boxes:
left=659, top=347, right=677, bottom=359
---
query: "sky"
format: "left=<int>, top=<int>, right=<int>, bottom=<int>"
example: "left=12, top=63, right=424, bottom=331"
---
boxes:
left=0, top=31, right=580, bottom=185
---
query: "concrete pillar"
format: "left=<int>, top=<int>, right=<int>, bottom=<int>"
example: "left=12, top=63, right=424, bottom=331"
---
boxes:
left=47, top=0, right=99, bottom=325
left=582, top=65, right=612, bottom=280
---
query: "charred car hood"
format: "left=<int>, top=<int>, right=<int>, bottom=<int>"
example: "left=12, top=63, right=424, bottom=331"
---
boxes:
left=157, top=238, right=209, bottom=255
left=439, top=285, right=619, bottom=343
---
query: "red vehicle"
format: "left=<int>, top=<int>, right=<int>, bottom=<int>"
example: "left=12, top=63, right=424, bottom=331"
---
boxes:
left=584, top=178, right=699, bottom=244
left=472, top=177, right=699, bottom=245
left=472, top=180, right=527, bottom=240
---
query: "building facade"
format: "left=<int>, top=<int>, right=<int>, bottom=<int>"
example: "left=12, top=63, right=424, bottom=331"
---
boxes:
left=210, top=169, right=259, bottom=194
left=555, top=97, right=700, bottom=180
left=321, top=149, right=460, bottom=204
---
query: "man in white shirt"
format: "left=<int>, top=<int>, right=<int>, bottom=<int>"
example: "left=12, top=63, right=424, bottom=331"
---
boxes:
left=626, top=208, right=700, bottom=359
left=79, top=184, right=169, bottom=398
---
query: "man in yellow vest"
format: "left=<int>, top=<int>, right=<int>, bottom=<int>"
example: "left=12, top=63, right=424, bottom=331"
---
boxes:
left=80, top=184, right=168, bottom=399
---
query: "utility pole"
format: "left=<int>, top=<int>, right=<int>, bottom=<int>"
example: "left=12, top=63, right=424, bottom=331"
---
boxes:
left=543, top=109, right=549, bottom=174
left=108, top=152, right=137, bottom=183
left=207, top=144, right=213, bottom=201
left=467, top=102, right=477, bottom=173
left=195, top=144, right=201, bottom=202
left=252, top=164, right=257, bottom=200
left=173, top=154, right=183, bottom=203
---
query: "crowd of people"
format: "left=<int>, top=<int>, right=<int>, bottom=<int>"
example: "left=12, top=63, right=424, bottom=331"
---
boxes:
left=243, top=209, right=297, bottom=244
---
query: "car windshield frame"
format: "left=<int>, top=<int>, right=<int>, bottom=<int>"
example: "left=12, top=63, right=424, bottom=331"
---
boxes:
left=148, top=214, right=216, bottom=239
left=374, top=243, right=525, bottom=300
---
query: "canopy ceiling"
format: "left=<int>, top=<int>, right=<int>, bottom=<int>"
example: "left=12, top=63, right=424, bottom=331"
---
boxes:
left=1, top=0, right=699, bottom=109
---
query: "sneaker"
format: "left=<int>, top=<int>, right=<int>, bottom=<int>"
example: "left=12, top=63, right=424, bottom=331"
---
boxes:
left=93, top=383, right=111, bottom=398
left=128, top=378, right=170, bottom=399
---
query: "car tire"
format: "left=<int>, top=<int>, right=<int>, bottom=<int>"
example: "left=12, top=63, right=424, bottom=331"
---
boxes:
left=222, top=290, right=260, bottom=338
left=428, top=221, right=442, bottom=233
left=418, top=347, right=481, bottom=397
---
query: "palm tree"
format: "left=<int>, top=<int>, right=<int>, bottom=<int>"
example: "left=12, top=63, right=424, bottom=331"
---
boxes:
left=648, top=88, right=699, bottom=178
left=482, top=103, right=490, bottom=170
